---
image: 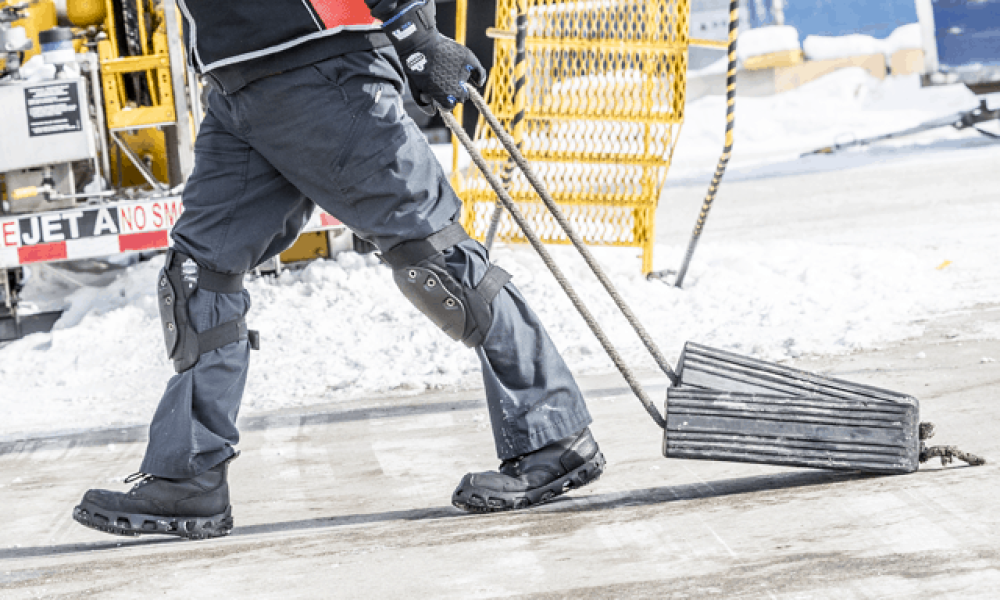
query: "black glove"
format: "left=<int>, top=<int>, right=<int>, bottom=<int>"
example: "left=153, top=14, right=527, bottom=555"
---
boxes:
left=366, top=0, right=487, bottom=112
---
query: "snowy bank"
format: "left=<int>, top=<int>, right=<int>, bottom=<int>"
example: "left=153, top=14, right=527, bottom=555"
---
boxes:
left=737, top=25, right=802, bottom=62
left=803, top=23, right=923, bottom=61
left=671, top=69, right=986, bottom=177
left=2, top=68, right=998, bottom=440
left=3, top=204, right=998, bottom=441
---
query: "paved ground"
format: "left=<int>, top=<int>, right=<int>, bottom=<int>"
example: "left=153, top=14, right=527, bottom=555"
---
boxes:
left=2, top=145, right=999, bottom=598
left=1, top=299, right=997, bottom=599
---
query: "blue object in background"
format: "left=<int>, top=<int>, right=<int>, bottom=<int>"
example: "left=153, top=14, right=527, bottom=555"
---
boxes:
left=933, top=0, right=1000, bottom=69
left=732, top=0, right=1000, bottom=85
left=749, top=1, right=919, bottom=38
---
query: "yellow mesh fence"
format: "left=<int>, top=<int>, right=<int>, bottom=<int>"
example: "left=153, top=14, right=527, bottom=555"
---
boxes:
left=454, top=0, right=690, bottom=274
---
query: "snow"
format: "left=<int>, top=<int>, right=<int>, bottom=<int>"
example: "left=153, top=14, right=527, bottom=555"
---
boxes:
left=691, top=56, right=729, bottom=76
left=803, top=23, right=923, bottom=61
left=2, top=67, right=999, bottom=441
left=883, top=23, right=923, bottom=57
left=670, top=70, right=985, bottom=175
left=803, top=33, right=884, bottom=61
left=737, top=25, right=801, bottom=62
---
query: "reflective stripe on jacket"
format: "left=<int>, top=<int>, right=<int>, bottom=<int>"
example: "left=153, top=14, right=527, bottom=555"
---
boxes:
left=177, top=0, right=381, bottom=72
left=176, top=0, right=388, bottom=93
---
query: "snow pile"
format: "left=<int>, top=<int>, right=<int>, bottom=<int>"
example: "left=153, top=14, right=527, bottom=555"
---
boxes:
left=803, top=33, right=884, bottom=61
left=803, top=23, right=923, bottom=61
left=883, top=23, right=923, bottom=57
left=3, top=205, right=997, bottom=440
left=1, top=66, right=998, bottom=440
left=737, top=25, right=801, bottom=62
left=671, top=69, right=982, bottom=175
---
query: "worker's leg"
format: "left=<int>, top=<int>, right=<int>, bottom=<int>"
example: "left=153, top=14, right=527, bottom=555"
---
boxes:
left=241, top=48, right=592, bottom=460
left=140, top=88, right=314, bottom=479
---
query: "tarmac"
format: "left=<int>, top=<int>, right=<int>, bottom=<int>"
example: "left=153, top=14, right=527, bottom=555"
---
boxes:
left=1, top=304, right=997, bottom=599
left=2, top=145, right=999, bottom=598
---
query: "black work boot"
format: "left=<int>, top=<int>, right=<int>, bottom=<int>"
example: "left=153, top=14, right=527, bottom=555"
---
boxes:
left=452, top=428, right=605, bottom=513
left=73, top=454, right=236, bottom=540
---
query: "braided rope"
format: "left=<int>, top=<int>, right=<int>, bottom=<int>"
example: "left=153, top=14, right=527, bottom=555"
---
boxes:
left=674, top=0, right=740, bottom=288
left=919, top=422, right=986, bottom=467
left=442, top=109, right=669, bottom=429
left=468, top=88, right=679, bottom=387
left=484, top=2, right=528, bottom=251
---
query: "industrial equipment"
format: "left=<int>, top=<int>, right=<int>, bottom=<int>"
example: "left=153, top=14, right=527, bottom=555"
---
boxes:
left=0, top=0, right=344, bottom=341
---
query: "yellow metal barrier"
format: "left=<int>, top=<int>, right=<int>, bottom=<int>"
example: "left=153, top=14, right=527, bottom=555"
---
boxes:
left=454, top=0, right=690, bottom=274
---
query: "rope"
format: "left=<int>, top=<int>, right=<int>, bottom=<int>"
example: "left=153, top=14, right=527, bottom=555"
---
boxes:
left=484, top=1, right=528, bottom=251
left=441, top=109, right=669, bottom=429
left=468, top=88, right=679, bottom=387
left=673, top=0, right=740, bottom=289
left=919, top=422, right=986, bottom=467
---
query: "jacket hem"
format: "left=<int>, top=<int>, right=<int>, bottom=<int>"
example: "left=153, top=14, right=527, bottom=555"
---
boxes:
left=205, top=31, right=391, bottom=95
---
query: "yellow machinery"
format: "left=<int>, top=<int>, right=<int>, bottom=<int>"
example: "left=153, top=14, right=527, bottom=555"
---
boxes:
left=0, top=0, right=333, bottom=339
left=1, top=0, right=198, bottom=189
left=2, top=0, right=55, bottom=63
left=454, top=0, right=692, bottom=274
left=88, top=0, right=328, bottom=262
left=97, top=0, right=176, bottom=131
left=0, top=0, right=326, bottom=255
left=94, top=0, right=197, bottom=189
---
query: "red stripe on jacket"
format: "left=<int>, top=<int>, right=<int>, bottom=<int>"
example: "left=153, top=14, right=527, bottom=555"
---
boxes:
left=310, top=0, right=380, bottom=29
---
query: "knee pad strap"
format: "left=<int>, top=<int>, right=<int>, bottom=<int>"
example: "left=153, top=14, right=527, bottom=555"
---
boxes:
left=158, top=249, right=259, bottom=373
left=382, top=224, right=511, bottom=347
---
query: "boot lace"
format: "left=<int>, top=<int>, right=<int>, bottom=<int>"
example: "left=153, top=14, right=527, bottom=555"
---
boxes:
left=123, top=472, right=157, bottom=494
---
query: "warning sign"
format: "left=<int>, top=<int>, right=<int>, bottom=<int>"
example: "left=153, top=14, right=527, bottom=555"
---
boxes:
left=24, top=83, right=82, bottom=137
left=0, top=196, right=343, bottom=269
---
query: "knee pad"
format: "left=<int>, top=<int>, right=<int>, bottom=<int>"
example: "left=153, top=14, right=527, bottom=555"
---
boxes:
left=157, top=249, right=259, bottom=373
left=381, top=223, right=511, bottom=347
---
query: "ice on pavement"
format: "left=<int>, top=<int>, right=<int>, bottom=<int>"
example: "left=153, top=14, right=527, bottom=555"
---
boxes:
left=2, top=69, right=998, bottom=440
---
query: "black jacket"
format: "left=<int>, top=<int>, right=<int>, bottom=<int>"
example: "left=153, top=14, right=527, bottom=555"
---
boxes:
left=177, top=0, right=390, bottom=94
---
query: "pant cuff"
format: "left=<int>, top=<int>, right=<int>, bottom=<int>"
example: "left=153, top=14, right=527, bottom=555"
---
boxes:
left=140, top=447, right=236, bottom=479
left=497, top=407, right=593, bottom=460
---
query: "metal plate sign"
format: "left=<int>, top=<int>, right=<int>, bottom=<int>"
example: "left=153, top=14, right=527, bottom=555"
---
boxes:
left=0, top=78, right=95, bottom=171
left=24, top=82, right=83, bottom=137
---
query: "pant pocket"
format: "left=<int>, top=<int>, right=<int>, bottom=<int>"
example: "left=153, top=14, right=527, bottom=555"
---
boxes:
left=333, top=81, right=410, bottom=190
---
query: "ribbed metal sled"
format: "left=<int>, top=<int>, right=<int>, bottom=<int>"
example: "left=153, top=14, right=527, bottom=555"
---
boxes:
left=665, top=343, right=921, bottom=474
left=444, top=90, right=983, bottom=478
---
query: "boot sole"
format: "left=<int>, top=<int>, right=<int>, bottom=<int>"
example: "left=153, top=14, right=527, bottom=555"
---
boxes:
left=452, top=452, right=606, bottom=513
left=73, top=501, right=233, bottom=540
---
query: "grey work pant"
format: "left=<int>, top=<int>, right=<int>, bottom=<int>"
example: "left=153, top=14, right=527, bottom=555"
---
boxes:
left=140, top=48, right=592, bottom=479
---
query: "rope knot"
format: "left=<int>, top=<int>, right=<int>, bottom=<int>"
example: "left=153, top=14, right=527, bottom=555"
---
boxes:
left=918, top=422, right=986, bottom=468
